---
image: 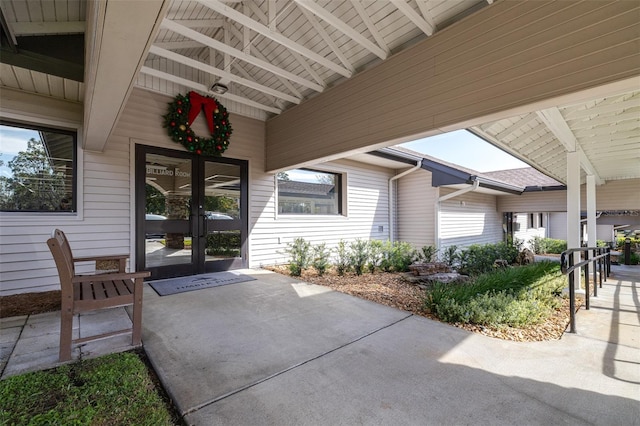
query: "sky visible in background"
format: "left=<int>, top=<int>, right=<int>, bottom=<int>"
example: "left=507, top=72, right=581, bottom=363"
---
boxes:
left=399, top=129, right=528, bottom=172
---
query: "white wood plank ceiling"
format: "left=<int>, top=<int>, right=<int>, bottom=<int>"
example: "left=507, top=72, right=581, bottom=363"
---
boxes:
left=471, top=87, right=640, bottom=184
left=139, top=0, right=483, bottom=119
left=0, top=0, right=638, bottom=186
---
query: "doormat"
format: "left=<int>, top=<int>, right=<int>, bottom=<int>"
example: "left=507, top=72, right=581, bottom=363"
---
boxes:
left=148, top=271, right=256, bottom=296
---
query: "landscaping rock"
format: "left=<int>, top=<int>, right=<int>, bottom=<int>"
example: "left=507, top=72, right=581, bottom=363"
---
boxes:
left=409, top=262, right=451, bottom=276
left=420, top=272, right=469, bottom=284
left=518, top=248, right=536, bottom=265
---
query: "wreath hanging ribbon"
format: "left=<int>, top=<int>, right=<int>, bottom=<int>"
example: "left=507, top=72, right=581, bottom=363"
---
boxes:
left=163, top=91, right=233, bottom=156
left=188, top=91, right=216, bottom=133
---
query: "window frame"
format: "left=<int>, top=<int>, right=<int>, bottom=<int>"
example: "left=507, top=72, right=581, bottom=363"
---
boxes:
left=275, top=167, right=345, bottom=217
left=0, top=119, right=79, bottom=215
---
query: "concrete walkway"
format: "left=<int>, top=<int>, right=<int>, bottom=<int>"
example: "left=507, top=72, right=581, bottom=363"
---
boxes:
left=2, top=265, right=639, bottom=425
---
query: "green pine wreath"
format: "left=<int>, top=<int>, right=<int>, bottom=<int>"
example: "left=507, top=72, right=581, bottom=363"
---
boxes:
left=163, top=92, right=233, bottom=156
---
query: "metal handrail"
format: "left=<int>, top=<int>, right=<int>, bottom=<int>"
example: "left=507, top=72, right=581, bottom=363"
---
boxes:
left=560, top=247, right=610, bottom=333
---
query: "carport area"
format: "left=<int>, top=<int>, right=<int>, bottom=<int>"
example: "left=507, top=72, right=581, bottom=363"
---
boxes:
left=142, top=267, right=639, bottom=425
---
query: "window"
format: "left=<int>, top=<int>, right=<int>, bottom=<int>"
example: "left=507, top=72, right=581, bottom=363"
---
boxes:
left=0, top=121, right=76, bottom=212
left=277, top=168, right=342, bottom=215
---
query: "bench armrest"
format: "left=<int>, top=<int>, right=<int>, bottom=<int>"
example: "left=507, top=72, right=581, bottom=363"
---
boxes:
left=73, top=254, right=130, bottom=262
left=72, top=270, right=151, bottom=283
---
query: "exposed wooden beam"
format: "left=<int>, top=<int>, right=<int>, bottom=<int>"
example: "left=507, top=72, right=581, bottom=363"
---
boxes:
left=173, top=19, right=224, bottom=28
left=154, top=40, right=204, bottom=50
left=298, top=6, right=354, bottom=72
left=350, top=0, right=389, bottom=56
left=195, top=0, right=353, bottom=77
left=161, top=19, right=324, bottom=92
left=537, top=108, right=577, bottom=151
left=294, top=0, right=387, bottom=60
left=139, top=66, right=281, bottom=114
left=227, top=24, right=304, bottom=98
left=537, top=107, right=604, bottom=184
left=149, top=45, right=301, bottom=104
left=390, top=0, right=433, bottom=36
left=414, top=0, right=435, bottom=33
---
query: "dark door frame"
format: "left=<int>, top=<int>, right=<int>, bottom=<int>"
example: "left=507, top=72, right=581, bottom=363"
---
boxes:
left=135, top=144, right=249, bottom=279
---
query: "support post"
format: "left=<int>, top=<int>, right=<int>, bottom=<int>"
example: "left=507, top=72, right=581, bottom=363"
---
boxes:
left=566, top=151, right=582, bottom=293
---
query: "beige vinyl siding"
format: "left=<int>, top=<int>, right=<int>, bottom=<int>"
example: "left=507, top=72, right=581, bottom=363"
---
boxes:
left=513, top=213, right=547, bottom=251
left=266, top=1, right=640, bottom=171
left=497, top=179, right=640, bottom=213
left=439, top=189, right=502, bottom=251
left=549, top=212, right=567, bottom=240
left=250, top=159, right=392, bottom=267
left=0, top=130, right=130, bottom=295
left=397, top=170, right=437, bottom=249
left=0, top=88, right=267, bottom=295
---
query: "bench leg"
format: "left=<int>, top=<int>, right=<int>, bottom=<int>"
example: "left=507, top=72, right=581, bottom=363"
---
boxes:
left=59, top=307, right=73, bottom=362
left=131, top=278, right=143, bottom=346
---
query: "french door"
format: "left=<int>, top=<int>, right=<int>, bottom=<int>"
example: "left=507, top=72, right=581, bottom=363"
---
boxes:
left=135, top=145, right=248, bottom=280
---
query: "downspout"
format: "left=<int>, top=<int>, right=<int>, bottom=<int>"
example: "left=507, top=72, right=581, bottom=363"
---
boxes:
left=389, top=160, right=423, bottom=242
left=436, top=178, right=480, bottom=252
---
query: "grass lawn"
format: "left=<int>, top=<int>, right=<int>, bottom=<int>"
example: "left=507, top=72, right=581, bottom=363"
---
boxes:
left=0, top=351, right=180, bottom=425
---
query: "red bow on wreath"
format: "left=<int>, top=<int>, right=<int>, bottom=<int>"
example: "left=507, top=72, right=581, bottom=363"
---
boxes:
left=187, top=91, right=217, bottom=134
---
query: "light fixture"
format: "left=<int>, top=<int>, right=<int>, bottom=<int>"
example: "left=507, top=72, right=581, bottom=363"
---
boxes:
left=211, top=82, right=228, bottom=94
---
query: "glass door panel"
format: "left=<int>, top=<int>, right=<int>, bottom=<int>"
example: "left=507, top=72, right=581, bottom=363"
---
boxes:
left=136, top=145, right=248, bottom=280
left=202, top=161, right=242, bottom=271
left=142, top=152, right=194, bottom=276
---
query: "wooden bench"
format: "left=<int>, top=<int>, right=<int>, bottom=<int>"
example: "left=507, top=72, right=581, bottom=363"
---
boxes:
left=47, top=229, right=150, bottom=361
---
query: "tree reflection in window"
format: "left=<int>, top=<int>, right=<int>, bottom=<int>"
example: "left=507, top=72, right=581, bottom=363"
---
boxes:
left=0, top=123, right=76, bottom=212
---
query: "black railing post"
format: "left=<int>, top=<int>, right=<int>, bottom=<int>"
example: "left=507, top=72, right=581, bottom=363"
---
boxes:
left=606, top=247, right=611, bottom=278
left=568, top=253, right=576, bottom=333
left=585, top=250, right=590, bottom=310
left=594, top=249, right=600, bottom=297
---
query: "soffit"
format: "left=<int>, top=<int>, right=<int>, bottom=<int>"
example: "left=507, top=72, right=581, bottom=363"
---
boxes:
left=140, top=0, right=485, bottom=119
left=0, top=0, right=85, bottom=102
left=470, top=85, right=640, bottom=186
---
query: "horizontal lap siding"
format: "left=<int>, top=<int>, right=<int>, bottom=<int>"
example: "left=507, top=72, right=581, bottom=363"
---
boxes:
left=549, top=212, right=567, bottom=240
left=250, top=159, right=392, bottom=267
left=0, top=129, right=132, bottom=295
left=439, top=189, right=502, bottom=251
left=513, top=214, right=546, bottom=251
left=397, top=171, right=436, bottom=249
left=497, top=179, right=640, bottom=213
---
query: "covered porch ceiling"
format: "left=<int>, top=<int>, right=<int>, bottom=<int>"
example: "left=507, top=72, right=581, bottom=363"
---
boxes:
left=0, top=0, right=638, bottom=187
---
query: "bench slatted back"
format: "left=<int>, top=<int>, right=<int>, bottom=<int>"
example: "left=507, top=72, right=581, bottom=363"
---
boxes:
left=47, top=229, right=75, bottom=295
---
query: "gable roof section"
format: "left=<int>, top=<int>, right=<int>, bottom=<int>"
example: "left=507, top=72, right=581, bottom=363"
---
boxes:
left=374, top=146, right=565, bottom=196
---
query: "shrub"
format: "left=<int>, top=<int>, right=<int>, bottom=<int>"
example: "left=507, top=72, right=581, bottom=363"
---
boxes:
left=629, top=252, right=640, bottom=266
left=312, top=243, right=331, bottom=276
left=348, top=239, right=369, bottom=276
left=534, top=237, right=567, bottom=254
left=457, top=242, right=520, bottom=276
left=417, top=245, right=438, bottom=263
left=425, top=262, right=565, bottom=328
left=441, top=245, right=459, bottom=268
left=284, top=237, right=311, bottom=276
left=530, top=236, right=543, bottom=254
left=335, top=239, right=350, bottom=276
left=367, top=240, right=384, bottom=273
left=391, top=241, right=417, bottom=272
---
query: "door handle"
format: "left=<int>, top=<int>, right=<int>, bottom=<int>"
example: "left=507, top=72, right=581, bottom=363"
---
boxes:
left=200, top=214, right=206, bottom=238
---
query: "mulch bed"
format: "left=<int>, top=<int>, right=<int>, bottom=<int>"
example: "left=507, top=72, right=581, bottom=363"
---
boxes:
left=1, top=290, right=61, bottom=318
left=265, top=265, right=576, bottom=342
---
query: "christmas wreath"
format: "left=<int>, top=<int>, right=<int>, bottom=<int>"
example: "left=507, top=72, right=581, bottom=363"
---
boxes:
left=163, top=91, right=233, bottom=156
